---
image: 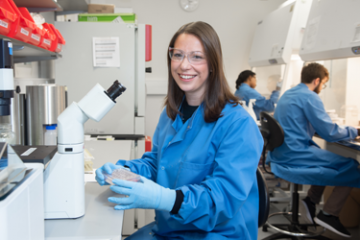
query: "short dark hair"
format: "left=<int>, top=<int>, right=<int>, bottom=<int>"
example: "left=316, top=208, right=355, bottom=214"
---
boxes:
left=301, top=63, right=329, bottom=84
left=235, top=70, right=255, bottom=90
left=165, top=21, right=238, bottom=123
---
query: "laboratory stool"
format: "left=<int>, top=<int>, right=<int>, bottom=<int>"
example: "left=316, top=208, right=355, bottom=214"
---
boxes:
left=259, top=112, right=331, bottom=240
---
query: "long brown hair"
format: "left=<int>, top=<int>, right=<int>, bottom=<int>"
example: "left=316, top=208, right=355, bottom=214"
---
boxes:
left=165, top=21, right=238, bottom=123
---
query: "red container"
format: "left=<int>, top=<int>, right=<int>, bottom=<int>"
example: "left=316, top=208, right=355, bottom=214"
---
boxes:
left=7, top=0, right=36, bottom=43
left=145, top=24, right=152, bottom=62
left=0, top=0, right=18, bottom=36
left=39, top=23, right=56, bottom=50
left=29, top=25, right=44, bottom=46
left=49, top=24, right=65, bottom=52
left=145, top=136, right=152, bottom=152
left=18, top=7, right=42, bottom=46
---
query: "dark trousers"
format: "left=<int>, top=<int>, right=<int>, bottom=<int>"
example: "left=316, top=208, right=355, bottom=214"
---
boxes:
left=308, top=185, right=352, bottom=217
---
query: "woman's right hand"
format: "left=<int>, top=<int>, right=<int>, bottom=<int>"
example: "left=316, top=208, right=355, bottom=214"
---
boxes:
left=95, top=162, right=125, bottom=186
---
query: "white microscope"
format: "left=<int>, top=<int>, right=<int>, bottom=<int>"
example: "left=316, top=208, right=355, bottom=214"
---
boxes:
left=44, top=80, right=126, bottom=219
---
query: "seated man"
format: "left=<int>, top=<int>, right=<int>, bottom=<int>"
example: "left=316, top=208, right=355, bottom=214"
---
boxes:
left=266, top=63, right=360, bottom=238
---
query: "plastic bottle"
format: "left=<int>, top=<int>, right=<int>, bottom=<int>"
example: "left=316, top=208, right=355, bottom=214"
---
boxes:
left=44, top=124, right=57, bottom=145
left=248, top=99, right=257, bottom=122
left=240, top=99, right=257, bottom=122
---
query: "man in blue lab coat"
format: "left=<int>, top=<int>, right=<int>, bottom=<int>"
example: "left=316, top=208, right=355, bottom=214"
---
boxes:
left=267, top=63, right=360, bottom=238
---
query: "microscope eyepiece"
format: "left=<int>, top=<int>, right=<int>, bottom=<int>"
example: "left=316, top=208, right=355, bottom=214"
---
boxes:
left=106, top=80, right=126, bottom=102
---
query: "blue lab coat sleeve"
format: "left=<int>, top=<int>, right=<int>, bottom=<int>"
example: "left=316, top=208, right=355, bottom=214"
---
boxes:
left=116, top=125, right=160, bottom=182
left=171, top=116, right=263, bottom=231
left=303, top=94, right=358, bottom=142
left=253, top=90, right=279, bottom=113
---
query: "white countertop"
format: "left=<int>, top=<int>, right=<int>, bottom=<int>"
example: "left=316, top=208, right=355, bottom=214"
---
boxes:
left=45, top=140, right=134, bottom=240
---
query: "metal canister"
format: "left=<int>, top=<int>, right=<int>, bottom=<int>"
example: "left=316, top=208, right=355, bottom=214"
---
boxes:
left=26, top=84, right=66, bottom=145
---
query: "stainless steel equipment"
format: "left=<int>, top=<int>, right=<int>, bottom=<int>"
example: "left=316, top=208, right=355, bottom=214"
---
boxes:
left=13, top=93, right=26, bottom=145
left=26, top=85, right=66, bottom=145
left=13, top=78, right=55, bottom=145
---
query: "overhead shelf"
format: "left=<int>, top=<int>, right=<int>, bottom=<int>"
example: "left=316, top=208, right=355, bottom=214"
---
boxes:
left=0, top=35, right=61, bottom=63
left=56, top=0, right=88, bottom=15
left=13, top=0, right=63, bottom=12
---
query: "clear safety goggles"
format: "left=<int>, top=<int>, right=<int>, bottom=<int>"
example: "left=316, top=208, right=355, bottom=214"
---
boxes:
left=169, top=47, right=207, bottom=65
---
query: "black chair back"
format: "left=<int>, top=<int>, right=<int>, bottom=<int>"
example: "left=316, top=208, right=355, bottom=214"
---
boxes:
left=257, top=167, right=270, bottom=227
left=259, top=112, right=284, bottom=151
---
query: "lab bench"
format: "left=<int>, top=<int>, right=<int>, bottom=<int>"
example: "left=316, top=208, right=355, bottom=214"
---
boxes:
left=313, top=135, right=360, bottom=163
left=44, top=140, right=134, bottom=240
left=45, top=183, right=124, bottom=240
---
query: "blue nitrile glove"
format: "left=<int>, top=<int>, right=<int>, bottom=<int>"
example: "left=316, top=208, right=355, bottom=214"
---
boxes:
left=108, top=176, right=176, bottom=212
left=95, top=162, right=129, bottom=186
left=276, top=80, right=283, bottom=90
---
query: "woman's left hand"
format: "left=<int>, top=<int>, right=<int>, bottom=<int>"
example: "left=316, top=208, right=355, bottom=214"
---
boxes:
left=108, top=176, right=176, bottom=212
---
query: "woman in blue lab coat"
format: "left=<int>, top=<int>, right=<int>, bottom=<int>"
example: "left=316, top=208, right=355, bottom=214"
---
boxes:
left=234, top=70, right=279, bottom=120
left=96, top=22, right=263, bottom=240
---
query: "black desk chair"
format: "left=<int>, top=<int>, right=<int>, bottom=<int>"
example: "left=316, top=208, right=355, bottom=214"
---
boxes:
left=259, top=112, right=330, bottom=240
left=257, top=167, right=270, bottom=228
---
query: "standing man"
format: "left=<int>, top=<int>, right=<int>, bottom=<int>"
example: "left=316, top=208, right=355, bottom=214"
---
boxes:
left=267, top=63, right=360, bottom=238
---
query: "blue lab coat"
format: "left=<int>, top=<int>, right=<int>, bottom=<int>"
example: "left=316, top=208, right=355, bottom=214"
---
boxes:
left=234, top=83, right=279, bottom=120
left=266, top=83, right=360, bottom=188
left=117, top=102, right=263, bottom=240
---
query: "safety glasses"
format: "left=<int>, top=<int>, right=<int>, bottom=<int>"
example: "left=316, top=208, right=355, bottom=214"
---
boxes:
left=169, top=47, right=207, bottom=65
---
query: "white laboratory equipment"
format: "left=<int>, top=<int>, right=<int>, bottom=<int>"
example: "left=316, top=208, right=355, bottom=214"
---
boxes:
left=299, top=0, right=360, bottom=61
left=0, top=39, right=15, bottom=142
left=299, top=0, right=360, bottom=126
left=44, top=80, right=126, bottom=219
left=54, top=22, right=152, bottom=233
left=248, top=0, right=313, bottom=96
left=0, top=144, right=45, bottom=240
left=44, top=124, right=57, bottom=145
left=54, top=22, right=147, bottom=137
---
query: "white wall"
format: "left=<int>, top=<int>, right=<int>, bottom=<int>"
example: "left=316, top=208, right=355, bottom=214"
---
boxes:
left=139, top=0, right=285, bottom=86
left=114, top=0, right=284, bottom=137
left=77, top=0, right=286, bottom=137
left=88, top=0, right=286, bottom=84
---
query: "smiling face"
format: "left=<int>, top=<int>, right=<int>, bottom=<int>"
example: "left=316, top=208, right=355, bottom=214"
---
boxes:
left=171, top=33, right=209, bottom=105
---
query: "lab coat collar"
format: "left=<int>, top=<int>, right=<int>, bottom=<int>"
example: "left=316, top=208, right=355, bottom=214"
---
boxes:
left=298, top=83, right=308, bottom=89
left=241, top=83, right=250, bottom=88
left=171, top=106, right=203, bottom=145
left=171, top=100, right=203, bottom=131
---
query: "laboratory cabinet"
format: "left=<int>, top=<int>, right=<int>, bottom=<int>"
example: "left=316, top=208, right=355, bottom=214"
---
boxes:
left=248, top=0, right=312, bottom=97
left=54, top=22, right=146, bottom=137
left=300, top=0, right=360, bottom=61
